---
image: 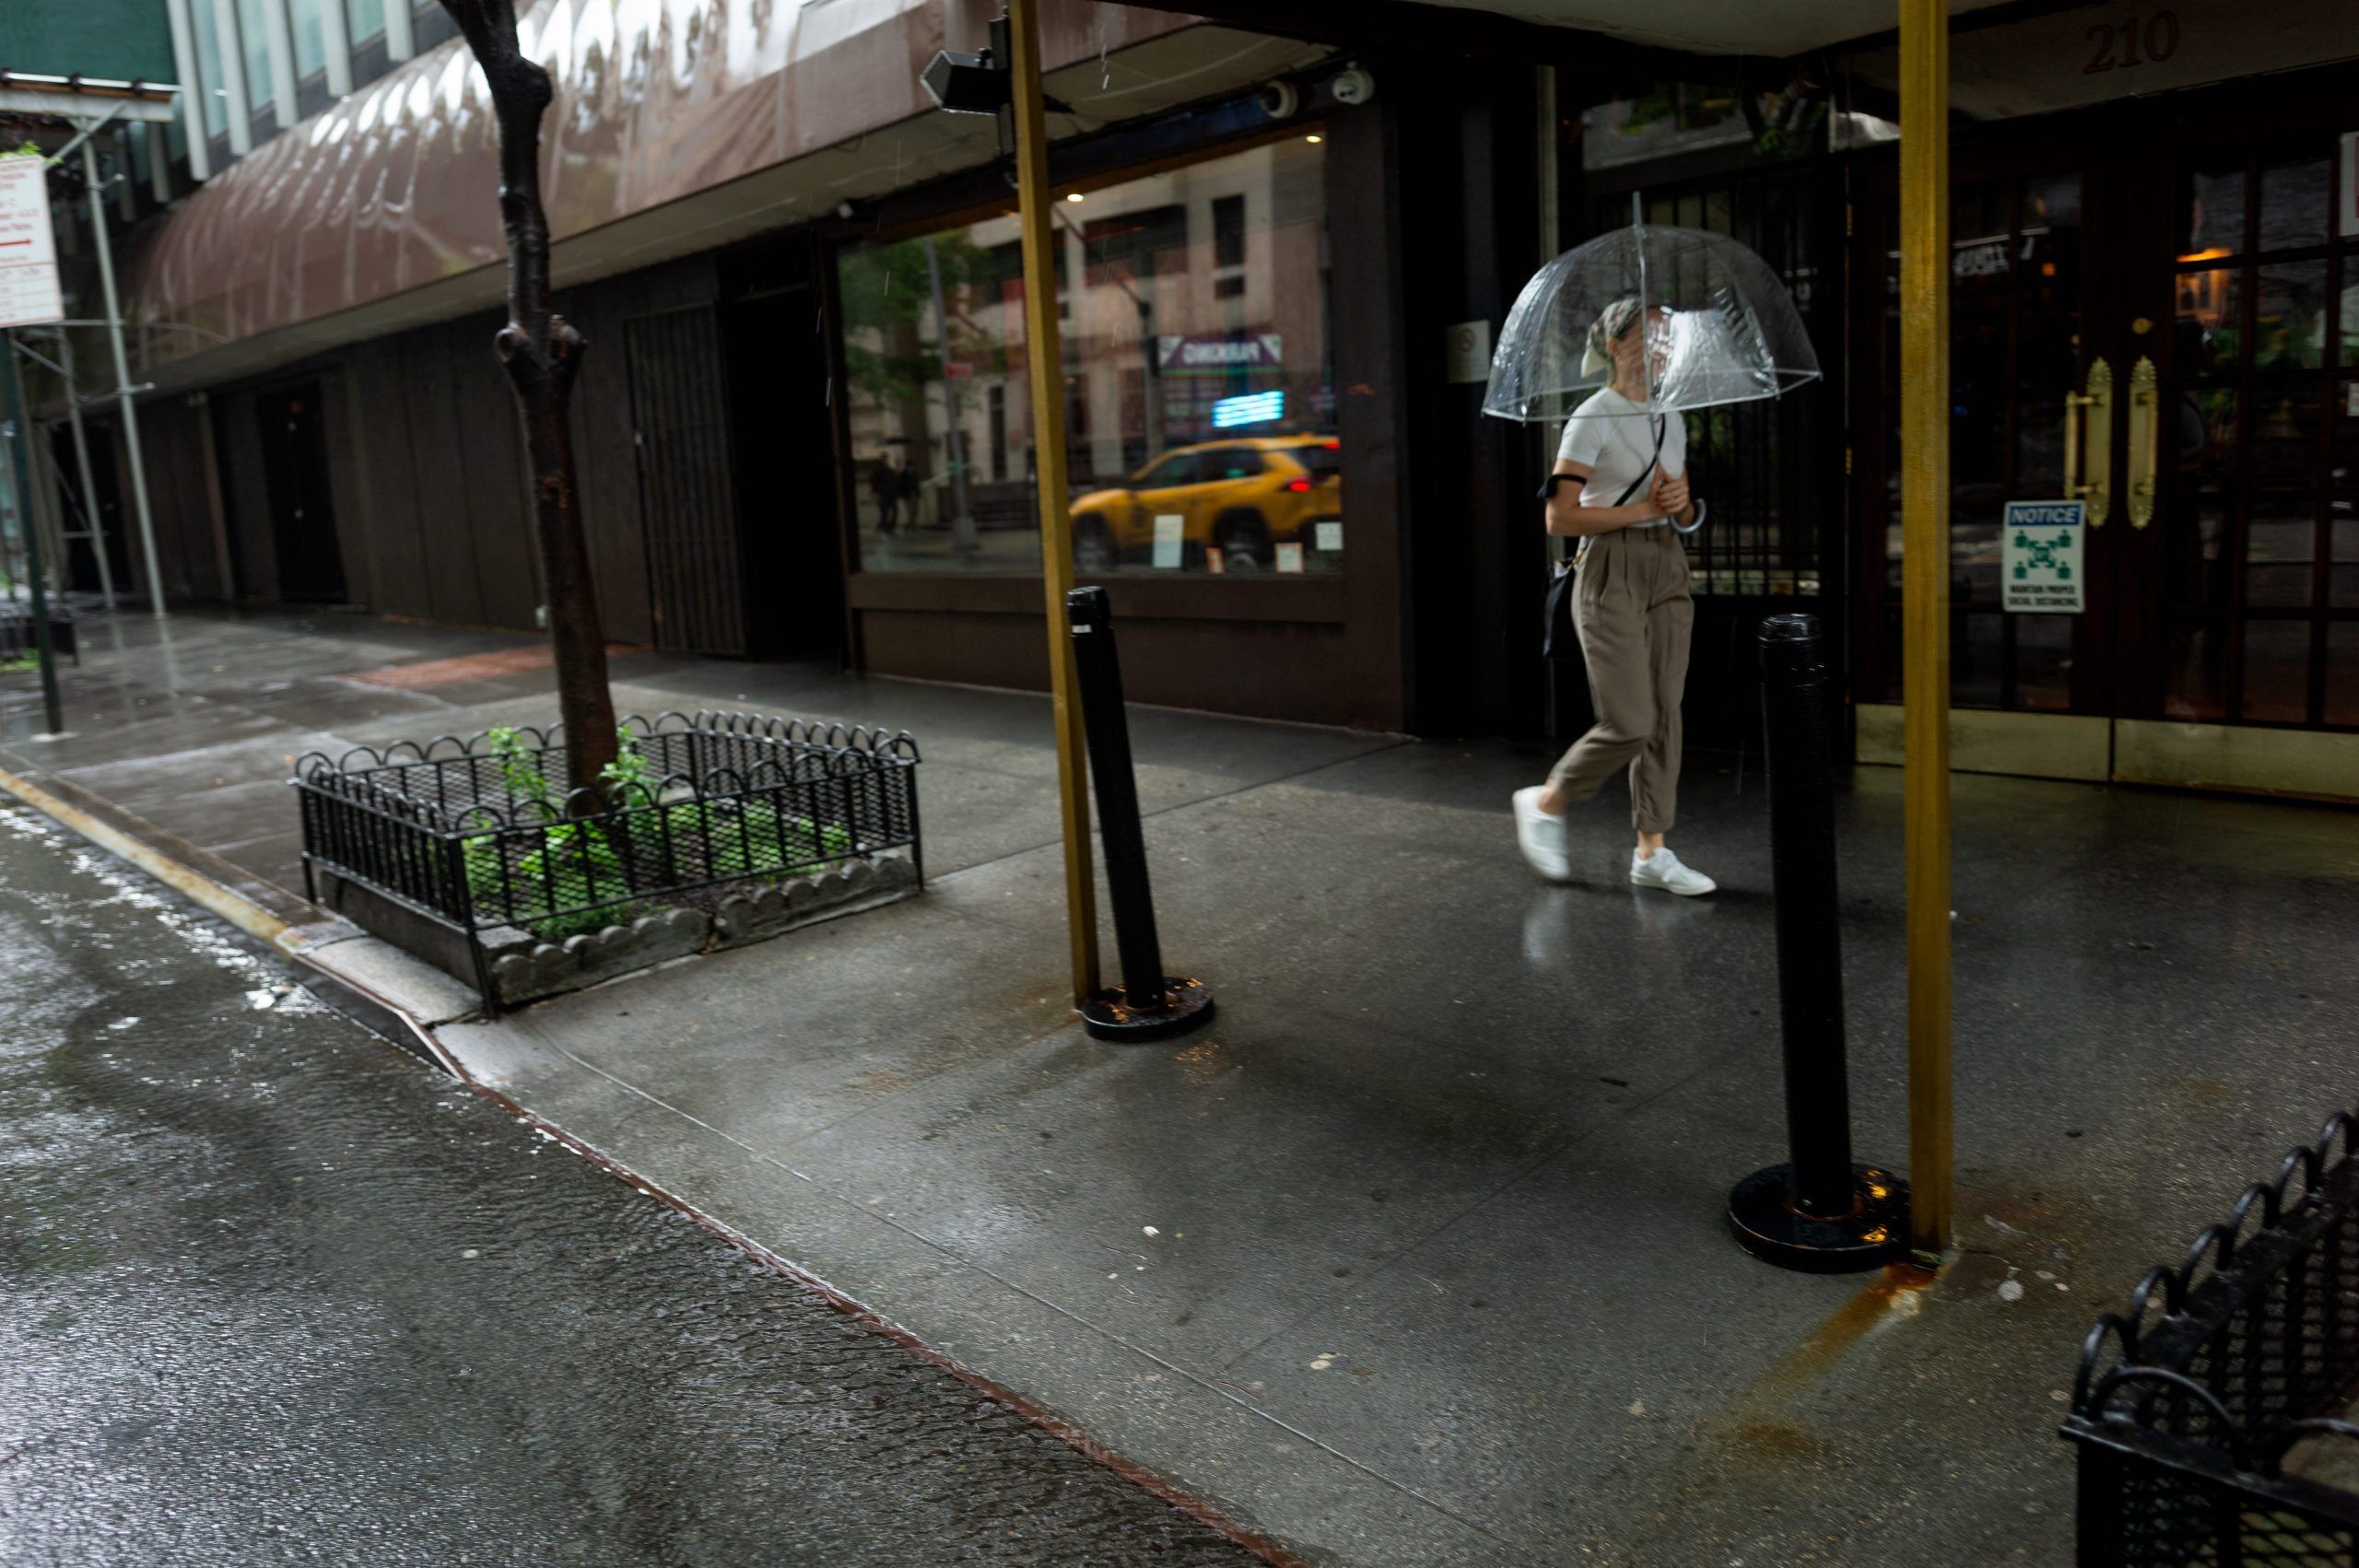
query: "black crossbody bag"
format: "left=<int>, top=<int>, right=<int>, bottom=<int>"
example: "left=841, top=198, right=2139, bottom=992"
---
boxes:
left=1540, top=415, right=1664, bottom=661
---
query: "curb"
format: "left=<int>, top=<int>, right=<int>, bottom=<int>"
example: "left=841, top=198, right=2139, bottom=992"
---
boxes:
left=0, top=756, right=305, bottom=952
left=0, top=753, right=469, bottom=1074
left=0, top=754, right=1313, bottom=1568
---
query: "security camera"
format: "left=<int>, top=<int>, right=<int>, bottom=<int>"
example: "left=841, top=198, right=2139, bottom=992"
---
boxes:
left=1256, top=80, right=1299, bottom=121
left=1330, top=65, right=1376, bottom=106
left=921, top=48, right=1010, bottom=115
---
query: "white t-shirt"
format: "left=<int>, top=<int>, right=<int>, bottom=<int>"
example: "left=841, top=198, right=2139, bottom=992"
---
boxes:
left=1557, top=387, right=1686, bottom=528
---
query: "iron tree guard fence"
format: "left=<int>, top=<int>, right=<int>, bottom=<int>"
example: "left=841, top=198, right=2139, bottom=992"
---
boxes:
left=295, top=711, right=921, bottom=1004
left=2064, top=1105, right=2359, bottom=1566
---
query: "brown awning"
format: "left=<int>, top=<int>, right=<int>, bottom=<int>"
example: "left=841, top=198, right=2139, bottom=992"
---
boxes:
left=121, top=0, right=1311, bottom=381
left=1151, top=0, right=2017, bottom=55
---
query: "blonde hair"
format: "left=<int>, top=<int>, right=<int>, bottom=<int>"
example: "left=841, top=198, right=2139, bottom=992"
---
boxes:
left=1581, top=297, right=1646, bottom=376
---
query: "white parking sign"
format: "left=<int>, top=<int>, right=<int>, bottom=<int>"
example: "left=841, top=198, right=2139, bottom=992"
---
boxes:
left=0, top=155, right=63, bottom=329
left=2003, top=500, right=2084, bottom=614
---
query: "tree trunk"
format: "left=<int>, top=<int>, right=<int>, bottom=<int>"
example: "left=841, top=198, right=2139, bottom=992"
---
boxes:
left=440, top=0, right=618, bottom=802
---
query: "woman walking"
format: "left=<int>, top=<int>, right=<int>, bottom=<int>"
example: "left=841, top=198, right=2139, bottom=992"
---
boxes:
left=1513, top=298, right=1715, bottom=895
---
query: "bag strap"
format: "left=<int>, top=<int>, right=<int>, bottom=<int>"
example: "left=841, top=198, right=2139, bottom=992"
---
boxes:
left=1611, top=416, right=1667, bottom=507
left=1563, top=415, right=1667, bottom=568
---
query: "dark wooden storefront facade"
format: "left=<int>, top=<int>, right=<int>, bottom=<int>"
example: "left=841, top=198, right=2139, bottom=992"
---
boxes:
left=72, top=11, right=2357, bottom=796
left=73, top=61, right=1840, bottom=752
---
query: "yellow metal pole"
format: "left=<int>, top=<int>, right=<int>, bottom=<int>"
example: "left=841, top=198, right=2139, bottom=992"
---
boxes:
left=1899, top=0, right=1954, bottom=1268
left=1008, top=0, right=1100, bottom=1007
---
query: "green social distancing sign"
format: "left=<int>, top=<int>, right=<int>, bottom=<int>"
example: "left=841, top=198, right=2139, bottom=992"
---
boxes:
left=2003, top=500, right=2084, bottom=614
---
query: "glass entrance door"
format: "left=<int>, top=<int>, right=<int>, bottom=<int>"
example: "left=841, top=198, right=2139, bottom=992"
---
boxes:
left=1855, top=149, right=2120, bottom=779
left=2121, top=127, right=2359, bottom=793
left=1852, top=98, right=2359, bottom=799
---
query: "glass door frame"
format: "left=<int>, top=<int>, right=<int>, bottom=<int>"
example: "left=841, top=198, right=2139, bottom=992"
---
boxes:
left=1849, top=128, right=2135, bottom=780
left=1848, top=62, right=2359, bottom=800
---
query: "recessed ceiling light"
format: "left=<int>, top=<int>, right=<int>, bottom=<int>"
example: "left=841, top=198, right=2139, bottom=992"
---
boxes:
left=1064, top=192, right=1084, bottom=203
left=1305, top=134, right=1323, bottom=144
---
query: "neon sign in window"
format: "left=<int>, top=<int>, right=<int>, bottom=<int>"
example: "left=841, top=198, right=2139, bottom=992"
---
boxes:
left=1211, top=391, right=1285, bottom=428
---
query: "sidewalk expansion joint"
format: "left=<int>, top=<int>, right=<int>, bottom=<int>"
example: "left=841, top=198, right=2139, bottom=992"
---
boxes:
left=929, top=738, right=1414, bottom=887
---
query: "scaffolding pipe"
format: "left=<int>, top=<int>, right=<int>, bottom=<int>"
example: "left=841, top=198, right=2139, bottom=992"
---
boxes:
left=80, top=135, right=168, bottom=618
left=28, top=404, right=67, bottom=598
left=58, top=329, right=115, bottom=607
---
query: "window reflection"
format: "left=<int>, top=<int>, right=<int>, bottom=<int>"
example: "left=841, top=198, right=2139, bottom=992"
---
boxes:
left=2330, top=521, right=2359, bottom=610
left=236, top=0, right=274, bottom=118
left=2174, top=263, right=2240, bottom=375
left=2177, top=165, right=2245, bottom=256
left=292, top=0, right=329, bottom=78
left=838, top=136, right=1336, bottom=577
left=190, top=0, right=232, bottom=135
left=2243, top=501, right=2316, bottom=608
left=2256, top=150, right=2330, bottom=252
left=2163, top=614, right=2230, bottom=721
left=2330, top=626, right=2359, bottom=727
left=2334, top=380, right=2359, bottom=492
left=2252, top=387, right=2321, bottom=488
left=2241, top=620, right=2312, bottom=723
left=347, top=0, right=388, bottom=44
left=2254, top=263, right=2328, bottom=373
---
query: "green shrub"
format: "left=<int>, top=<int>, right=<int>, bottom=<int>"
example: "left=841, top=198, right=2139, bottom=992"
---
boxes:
left=461, top=727, right=859, bottom=941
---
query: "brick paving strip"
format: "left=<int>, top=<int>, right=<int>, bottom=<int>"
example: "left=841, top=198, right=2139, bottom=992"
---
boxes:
left=340, top=641, right=649, bottom=689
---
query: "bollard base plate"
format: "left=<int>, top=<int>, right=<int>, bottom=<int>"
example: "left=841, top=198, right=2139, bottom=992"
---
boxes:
left=1728, top=1164, right=1910, bottom=1273
left=1081, top=977, right=1214, bottom=1044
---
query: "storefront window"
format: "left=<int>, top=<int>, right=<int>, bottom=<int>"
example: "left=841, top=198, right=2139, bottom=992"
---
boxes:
left=236, top=0, right=275, bottom=120
left=292, top=0, right=329, bottom=80
left=346, top=0, right=388, bottom=46
left=191, top=0, right=231, bottom=136
left=836, top=135, right=1338, bottom=578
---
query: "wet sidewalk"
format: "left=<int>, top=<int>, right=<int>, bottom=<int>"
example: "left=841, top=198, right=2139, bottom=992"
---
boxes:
left=6, top=606, right=2358, bottom=1565
left=0, top=798, right=1269, bottom=1568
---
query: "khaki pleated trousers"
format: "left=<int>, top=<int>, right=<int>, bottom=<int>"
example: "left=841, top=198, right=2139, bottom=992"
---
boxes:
left=1546, top=527, right=1694, bottom=835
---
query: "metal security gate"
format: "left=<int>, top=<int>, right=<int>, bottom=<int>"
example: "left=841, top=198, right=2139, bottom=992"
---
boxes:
left=625, top=305, right=746, bottom=655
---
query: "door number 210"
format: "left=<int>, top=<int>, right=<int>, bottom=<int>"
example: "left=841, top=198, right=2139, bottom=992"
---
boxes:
left=2087, top=9, right=2182, bottom=72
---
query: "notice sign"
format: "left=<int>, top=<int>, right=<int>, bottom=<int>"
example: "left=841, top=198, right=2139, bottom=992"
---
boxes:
left=1445, top=320, right=1493, bottom=384
left=0, top=156, right=63, bottom=328
left=1151, top=513, right=1184, bottom=569
left=2003, top=499, right=2084, bottom=614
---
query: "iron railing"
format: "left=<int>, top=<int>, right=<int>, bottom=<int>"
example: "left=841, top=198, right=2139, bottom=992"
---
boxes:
left=2065, top=1105, right=2359, bottom=1566
left=0, top=601, right=76, bottom=663
left=295, top=710, right=921, bottom=998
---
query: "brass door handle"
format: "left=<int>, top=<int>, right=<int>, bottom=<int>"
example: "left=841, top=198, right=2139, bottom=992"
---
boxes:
left=2065, top=357, right=2113, bottom=525
left=2127, top=355, right=2158, bottom=529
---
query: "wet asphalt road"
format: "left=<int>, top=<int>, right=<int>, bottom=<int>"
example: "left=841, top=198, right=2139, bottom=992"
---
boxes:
left=0, top=804, right=1265, bottom=1568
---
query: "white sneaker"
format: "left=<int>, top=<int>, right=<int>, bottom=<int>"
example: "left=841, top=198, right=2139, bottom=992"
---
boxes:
left=1631, top=847, right=1715, bottom=896
left=1512, top=787, right=1572, bottom=883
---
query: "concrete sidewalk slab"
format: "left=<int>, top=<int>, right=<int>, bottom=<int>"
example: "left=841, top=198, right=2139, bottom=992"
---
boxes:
left=431, top=753, right=2355, bottom=1565
left=6, top=606, right=2358, bottom=1566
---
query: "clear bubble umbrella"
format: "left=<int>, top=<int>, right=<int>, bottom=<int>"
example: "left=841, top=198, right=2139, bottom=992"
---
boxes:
left=1484, top=216, right=1821, bottom=424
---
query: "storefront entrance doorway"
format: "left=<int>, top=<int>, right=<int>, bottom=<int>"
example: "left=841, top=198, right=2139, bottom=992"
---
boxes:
left=1852, top=68, right=2359, bottom=798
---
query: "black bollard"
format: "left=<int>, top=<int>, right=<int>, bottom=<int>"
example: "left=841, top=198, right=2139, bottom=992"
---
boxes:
left=1064, top=587, right=1214, bottom=1043
left=1726, top=613, right=1908, bottom=1272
